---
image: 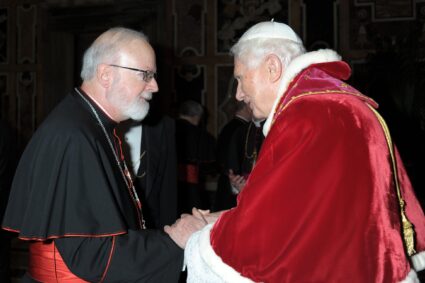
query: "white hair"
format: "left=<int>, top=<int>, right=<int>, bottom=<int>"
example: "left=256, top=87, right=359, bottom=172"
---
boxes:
left=80, top=27, right=148, bottom=80
left=230, top=37, right=306, bottom=70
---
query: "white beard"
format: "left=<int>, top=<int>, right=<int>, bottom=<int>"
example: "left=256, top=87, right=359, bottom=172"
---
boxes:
left=124, top=92, right=152, bottom=121
left=109, top=90, right=152, bottom=121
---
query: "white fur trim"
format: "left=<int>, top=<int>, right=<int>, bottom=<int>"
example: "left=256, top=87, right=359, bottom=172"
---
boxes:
left=263, top=49, right=341, bottom=136
left=185, top=224, right=254, bottom=283
left=399, top=269, right=420, bottom=283
left=411, top=250, right=425, bottom=271
left=184, top=225, right=424, bottom=282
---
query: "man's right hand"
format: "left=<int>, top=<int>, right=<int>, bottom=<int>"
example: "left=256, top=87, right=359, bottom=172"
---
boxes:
left=164, top=214, right=206, bottom=249
left=193, top=208, right=224, bottom=224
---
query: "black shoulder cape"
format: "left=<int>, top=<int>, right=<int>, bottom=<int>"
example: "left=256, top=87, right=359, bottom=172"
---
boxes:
left=2, top=89, right=140, bottom=240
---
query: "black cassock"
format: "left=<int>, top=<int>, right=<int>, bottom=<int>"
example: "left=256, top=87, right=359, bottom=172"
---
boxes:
left=214, top=116, right=248, bottom=211
left=2, top=89, right=182, bottom=282
left=214, top=120, right=264, bottom=211
left=175, top=119, right=216, bottom=213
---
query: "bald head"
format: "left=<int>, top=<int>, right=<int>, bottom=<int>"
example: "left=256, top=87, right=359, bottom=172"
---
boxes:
left=80, top=27, right=149, bottom=81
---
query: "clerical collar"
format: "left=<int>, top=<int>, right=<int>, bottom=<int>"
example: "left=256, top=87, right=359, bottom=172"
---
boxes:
left=74, top=88, right=118, bottom=131
left=252, top=119, right=265, bottom=128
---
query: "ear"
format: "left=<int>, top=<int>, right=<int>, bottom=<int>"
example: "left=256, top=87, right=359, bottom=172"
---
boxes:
left=96, top=63, right=113, bottom=89
left=264, top=54, right=282, bottom=83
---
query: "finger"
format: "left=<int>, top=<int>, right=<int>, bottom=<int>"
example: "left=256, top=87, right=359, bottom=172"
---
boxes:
left=193, top=209, right=208, bottom=224
left=232, top=177, right=242, bottom=183
left=164, top=225, right=171, bottom=234
left=192, top=208, right=209, bottom=216
left=180, top=213, right=190, bottom=219
left=198, top=209, right=210, bottom=215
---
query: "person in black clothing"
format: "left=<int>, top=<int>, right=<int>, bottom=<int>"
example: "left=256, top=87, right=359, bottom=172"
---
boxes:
left=117, top=114, right=178, bottom=229
left=2, top=27, right=204, bottom=282
left=214, top=101, right=252, bottom=210
left=176, top=100, right=216, bottom=213
left=215, top=117, right=264, bottom=211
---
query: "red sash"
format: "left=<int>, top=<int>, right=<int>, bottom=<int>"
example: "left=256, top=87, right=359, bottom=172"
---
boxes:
left=28, top=241, right=88, bottom=282
left=178, top=164, right=199, bottom=184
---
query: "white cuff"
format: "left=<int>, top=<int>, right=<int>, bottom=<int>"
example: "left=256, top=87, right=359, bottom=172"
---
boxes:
left=411, top=250, right=425, bottom=272
left=184, top=224, right=253, bottom=283
left=399, top=269, right=420, bottom=283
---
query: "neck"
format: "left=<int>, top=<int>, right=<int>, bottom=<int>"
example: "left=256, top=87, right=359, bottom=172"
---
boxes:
left=79, top=84, right=119, bottom=122
left=235, top=114, right=250, bottom=122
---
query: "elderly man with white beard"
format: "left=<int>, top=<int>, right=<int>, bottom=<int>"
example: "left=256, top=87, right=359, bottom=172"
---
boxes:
left=2, top=27, right=204, bottom=282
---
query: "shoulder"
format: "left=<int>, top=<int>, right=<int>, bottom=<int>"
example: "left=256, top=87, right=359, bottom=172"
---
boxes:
left=29, top=97, right=101, bottom=152
left=270, top=93, right=376, bottom=141
left=283, top=92, right=373, bottom=122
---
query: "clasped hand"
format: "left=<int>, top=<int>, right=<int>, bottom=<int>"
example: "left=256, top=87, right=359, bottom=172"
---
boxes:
left=228, top=169, right=247, bottom=193
left=164, top=208, right=223, bottom=249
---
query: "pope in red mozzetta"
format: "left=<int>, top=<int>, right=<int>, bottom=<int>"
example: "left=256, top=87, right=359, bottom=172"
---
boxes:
left=182, top=21, right=425, bottom=282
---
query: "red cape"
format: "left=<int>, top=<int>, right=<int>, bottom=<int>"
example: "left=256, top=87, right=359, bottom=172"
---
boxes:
left=210, top=60, right=425, bottom=282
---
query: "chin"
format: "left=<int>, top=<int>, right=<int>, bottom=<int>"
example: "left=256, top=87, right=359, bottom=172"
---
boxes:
left=127, top=102, right=150, bottom=121
left=131, top=113, right=148, bottom=121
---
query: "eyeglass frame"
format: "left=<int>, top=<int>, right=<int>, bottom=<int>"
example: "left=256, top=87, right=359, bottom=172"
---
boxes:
left=109, top=64, right=157, bottom=83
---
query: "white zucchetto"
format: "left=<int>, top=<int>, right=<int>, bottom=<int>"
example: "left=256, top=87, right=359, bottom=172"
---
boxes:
left=238, top=20, right=303, bottom=45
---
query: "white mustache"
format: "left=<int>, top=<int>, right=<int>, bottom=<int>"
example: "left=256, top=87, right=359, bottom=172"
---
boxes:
left=141, top=92, right=152, bottom=101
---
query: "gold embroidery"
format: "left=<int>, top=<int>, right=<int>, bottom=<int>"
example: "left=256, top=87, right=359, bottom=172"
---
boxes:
left=271, top=88, right=416, bottom=256
left=367, top=104, right=416, bottom=256
left=271, top=90, right=374, bottom=127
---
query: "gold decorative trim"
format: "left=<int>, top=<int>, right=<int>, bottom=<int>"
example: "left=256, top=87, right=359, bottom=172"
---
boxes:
left=271, top=89, right=370, bottom=126
left=270, top=90, right=416, bottom=256
left=367, top=104, right=416, bottom=256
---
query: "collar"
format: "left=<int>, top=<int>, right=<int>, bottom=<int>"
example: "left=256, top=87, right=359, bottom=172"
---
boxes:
left=263, top=49, right=341, bottom=136
left=74, top=87, right=118, bottom=132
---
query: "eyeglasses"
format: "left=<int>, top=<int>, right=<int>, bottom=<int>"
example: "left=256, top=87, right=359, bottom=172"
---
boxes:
left=109, top=64, right=157, bottom=83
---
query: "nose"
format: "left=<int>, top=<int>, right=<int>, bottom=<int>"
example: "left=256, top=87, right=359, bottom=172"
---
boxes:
left=147, top=78, right=159, bottom=93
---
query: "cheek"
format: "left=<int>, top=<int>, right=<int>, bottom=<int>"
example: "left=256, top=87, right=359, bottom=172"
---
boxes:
left=124, top=80, right=145, bottom=97
left=241, top=79, right=254, bottom=96
left=134, top=81, right=148, bottom=93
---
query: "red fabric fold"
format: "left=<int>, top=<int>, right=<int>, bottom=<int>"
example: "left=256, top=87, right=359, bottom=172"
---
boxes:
left=29, top=241, right=88, bottom=283
left=210, top=61, right=425, bottom=282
